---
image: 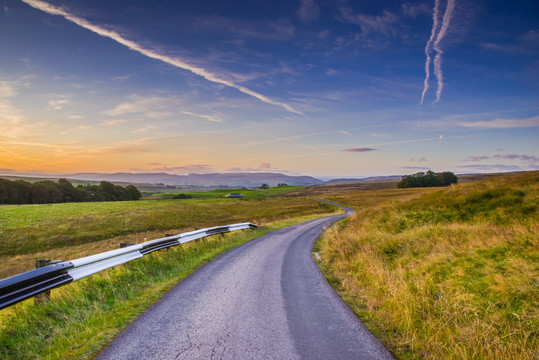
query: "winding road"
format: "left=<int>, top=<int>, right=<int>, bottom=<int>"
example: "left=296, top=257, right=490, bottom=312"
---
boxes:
left=96, top=204, right=393, bottom=359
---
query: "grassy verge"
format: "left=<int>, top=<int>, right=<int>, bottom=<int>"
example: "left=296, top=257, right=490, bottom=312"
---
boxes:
left=0, top=213, right=336, bottom=360
left=0, top=196, right=333, bottom=277
left=317, top=171, right=538, bottom=359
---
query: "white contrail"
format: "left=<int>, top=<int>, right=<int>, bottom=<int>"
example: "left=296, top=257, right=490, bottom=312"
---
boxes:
left=420, top=0, right=441, bottom=105
left=432, top=0, right=455, bottom=103
left=21, top=0, right=303, bottom=115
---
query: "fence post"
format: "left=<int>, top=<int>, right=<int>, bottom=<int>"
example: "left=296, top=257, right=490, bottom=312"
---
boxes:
left=35, top=259, right=51, bottom=304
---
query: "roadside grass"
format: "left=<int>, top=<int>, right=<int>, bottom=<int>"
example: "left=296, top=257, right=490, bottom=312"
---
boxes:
left=0, top=212, right=339, bottom=360
left=0, top=196, right=332, bottom=276
left=317, top=171, right=538, bottom=359
left=150, top=185, right=305, bottom=199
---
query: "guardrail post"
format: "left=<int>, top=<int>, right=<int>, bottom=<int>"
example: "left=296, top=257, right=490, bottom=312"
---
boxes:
left=35, top=259, right=51, bottom=304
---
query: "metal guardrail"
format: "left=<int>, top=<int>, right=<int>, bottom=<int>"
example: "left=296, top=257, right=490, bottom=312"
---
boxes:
left=0, top=222, right=257, bottom=310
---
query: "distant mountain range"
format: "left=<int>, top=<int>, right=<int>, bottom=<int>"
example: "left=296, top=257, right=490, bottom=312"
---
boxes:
left=65, top=172, right=325, bottom=187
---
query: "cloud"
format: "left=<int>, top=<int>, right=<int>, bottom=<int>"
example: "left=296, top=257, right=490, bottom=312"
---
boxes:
left=420, top=0, right=440, bottom=105
left=457, top=116, right=539, bottom=129
left=456, top=164, right=522, bottom=171
left=111, top=74, right=137, bottom=82
left=180, top=111, right=222, bottom=123
left=298, top=0, right=320, bottom=23
left=339, top=7, right=399, bottom=35
left=421, top=0, right=456, bottom=104
left=402, top=166, right=430, bottom=171
left=47, top=95, right=69, bottom=110
left=21, top=0, right=302, bottom=115
left=259, top=163, right=272, bottom=169
left=344, top=147, right=376, bottom=152
left=99, top=119, right=129, bottom=126
left=464, top=155, right=489, bottom=162
left=432, top=0, right=455, bottom=103
left=401, top=3, right=431, bottom=18
left=0, top=79, right=50, bottom=138
left=103, top=95, right=181, bottom=118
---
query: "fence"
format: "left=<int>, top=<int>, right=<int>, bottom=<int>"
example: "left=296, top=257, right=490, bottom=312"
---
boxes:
left=0, top=222, right=257, bottom=310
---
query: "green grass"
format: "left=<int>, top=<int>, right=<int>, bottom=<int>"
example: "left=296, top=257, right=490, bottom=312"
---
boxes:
left=0, top=195, right=326, bottom=260
left=317, top=171, right=538, bottom=359
left=151, top=185, right=305, bottom=199
left=0, top=214, right=334, bottom=360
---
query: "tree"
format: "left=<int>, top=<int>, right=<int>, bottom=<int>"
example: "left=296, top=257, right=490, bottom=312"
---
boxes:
left=125, top=185, right=142, bottom=200
left=397, top=170, right=458, bottom=188
left=260, top=183, right=270, bottom=189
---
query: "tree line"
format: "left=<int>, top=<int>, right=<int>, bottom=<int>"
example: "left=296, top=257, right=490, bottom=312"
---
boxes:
left=0, top=178, right=142, bottom=204
left=396, top=170, right=458, bottom=188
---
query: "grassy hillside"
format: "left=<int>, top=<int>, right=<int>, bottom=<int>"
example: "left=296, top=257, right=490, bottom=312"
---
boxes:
left=317, top=171, right=538, bottom=359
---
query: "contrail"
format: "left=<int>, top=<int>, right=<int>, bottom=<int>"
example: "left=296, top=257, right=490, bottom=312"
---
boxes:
left=432, top=0, right=455, bottom=103
left=21, top=0, right=303, bottom=115
left=420, top=0, right=441, bottom=105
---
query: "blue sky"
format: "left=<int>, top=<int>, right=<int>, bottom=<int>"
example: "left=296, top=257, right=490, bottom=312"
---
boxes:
left=1, top=0, right=538, bottom=178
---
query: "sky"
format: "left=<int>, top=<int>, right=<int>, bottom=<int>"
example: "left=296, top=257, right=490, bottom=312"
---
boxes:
left=1, top=0, right=538, bottom=179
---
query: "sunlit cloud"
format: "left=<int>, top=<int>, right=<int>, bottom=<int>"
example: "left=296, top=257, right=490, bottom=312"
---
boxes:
left=47, top=96, right=69, bottom=110
left=457, top=116, right=539, bottom=128
left=180, top=111, right=223, bottom=123
left=0, top=79, right=50, bottom=138
left=22, top=0, right=302, bottom=115
left=259, top=163, right=272, bottom=169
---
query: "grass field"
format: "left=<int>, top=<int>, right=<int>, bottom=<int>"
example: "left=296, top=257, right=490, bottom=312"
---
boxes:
left=0, top=215, right=336, bottom=360
left=316, top=171, right=538, bottom=359
left=0, top=196, right=334, bottom=278
left=150, top=185, right=305, bottom=199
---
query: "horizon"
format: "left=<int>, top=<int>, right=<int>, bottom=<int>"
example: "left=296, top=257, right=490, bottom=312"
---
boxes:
left=1, top=0, right=538, bottom=177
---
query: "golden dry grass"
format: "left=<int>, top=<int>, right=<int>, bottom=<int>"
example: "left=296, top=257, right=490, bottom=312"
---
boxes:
left=317, top=171, right=538, bottom=359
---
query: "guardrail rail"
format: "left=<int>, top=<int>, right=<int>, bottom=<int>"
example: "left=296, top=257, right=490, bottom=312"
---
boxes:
left=0, top=222, right=257, bottom=310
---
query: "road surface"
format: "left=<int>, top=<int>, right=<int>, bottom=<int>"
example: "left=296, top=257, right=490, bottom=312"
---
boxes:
left=96, top=205, right=394, bottom=359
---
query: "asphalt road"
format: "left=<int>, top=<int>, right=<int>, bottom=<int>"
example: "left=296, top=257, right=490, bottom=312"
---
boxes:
left=96, top=206, right=394, bottom=360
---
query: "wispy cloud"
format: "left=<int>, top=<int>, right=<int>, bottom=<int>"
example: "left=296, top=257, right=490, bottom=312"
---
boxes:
left=143, top=164, right=214, bottom=174
left=457, top=116, right=539, bottom=129
left=0, top=79, right=50, bottom=138
left=180, top=111, right=222, bottom=123
left=339, top=7, right=399, bottom=35
left=21, top=0, right=302, bottom=115
left=298, top=0, right=320, bottom=23
left=432, top=0, right=455, bottom=103
left=420, top=0, right=440, bottom=105
left=457, top=164, right=522, bottom=171
left=343, top=148, right=376, bottom=152
left=47, top=95, right=69, bottom=110
left=355, top=135, right=444, bottom=148
left=421, top=0, right=456, bottom=104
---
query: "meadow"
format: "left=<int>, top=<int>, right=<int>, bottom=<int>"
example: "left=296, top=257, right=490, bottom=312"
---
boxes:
left=315, top=171, right=538, bottom=359
left=0, top=195, right=333, bottom=278
left=150, top=185, right=305, bottom=199
left=0, top=193, right=339, bottom=359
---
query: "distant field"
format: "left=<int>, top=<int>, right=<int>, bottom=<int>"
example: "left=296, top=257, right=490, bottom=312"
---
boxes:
left=0, top=196, right=335, bottom=278
left=151, top=185, right=305, bottom=199
left=316, top=171, right=538, bottom=359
